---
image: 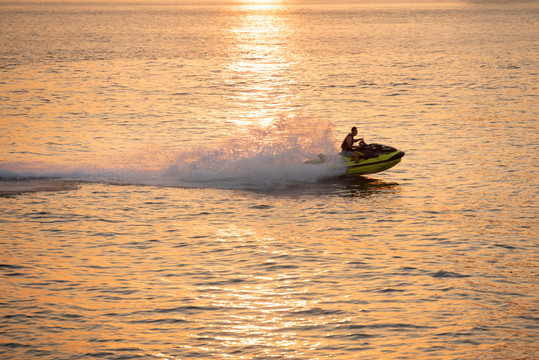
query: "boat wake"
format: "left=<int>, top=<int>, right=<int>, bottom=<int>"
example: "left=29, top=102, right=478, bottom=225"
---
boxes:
left=0, top=116, right=346, bottom=192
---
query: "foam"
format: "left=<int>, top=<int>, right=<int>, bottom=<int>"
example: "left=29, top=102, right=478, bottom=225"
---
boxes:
left=0, top=116, right=346, bottom=190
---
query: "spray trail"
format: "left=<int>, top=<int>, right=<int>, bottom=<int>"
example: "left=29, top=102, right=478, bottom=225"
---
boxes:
left=165, top=116, right=345, bottom=189
left=0, top=116, right=346, bottom=191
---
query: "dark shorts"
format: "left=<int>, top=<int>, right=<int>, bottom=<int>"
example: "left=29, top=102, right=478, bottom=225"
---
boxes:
left=341, top=150, right=354, bottom=157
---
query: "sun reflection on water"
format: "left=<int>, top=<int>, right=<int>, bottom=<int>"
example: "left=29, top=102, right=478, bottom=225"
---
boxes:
left=223, top=0, right=296, bottom=127
left=237, top=0, right=284, bottom=10
left=192, top=224, right=341, bottom=356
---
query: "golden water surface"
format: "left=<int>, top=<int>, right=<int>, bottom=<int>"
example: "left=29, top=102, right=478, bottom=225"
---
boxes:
left=0, top=1, right=537, bottom=359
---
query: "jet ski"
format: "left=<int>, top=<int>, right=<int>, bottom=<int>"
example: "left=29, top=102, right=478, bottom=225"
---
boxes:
left=306, top=143, right=405, bottom=176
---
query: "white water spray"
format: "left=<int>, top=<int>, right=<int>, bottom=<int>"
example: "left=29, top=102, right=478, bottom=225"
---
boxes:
left=0, top=116, right=346, bottom=190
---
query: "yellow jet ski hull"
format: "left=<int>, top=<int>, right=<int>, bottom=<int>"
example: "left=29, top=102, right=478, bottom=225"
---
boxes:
left=343, top=148, right=405, bottom=175
left=305, top=144, right=405, bottom=176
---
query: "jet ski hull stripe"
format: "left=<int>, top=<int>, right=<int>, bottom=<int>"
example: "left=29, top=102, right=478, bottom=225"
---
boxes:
left=347, top=151, right=404, bottom=169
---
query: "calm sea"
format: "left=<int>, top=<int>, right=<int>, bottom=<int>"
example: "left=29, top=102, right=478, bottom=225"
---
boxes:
left=0, top=1, right=537, bottom=359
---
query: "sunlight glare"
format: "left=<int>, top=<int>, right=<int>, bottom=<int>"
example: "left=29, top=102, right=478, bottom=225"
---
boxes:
left=237, top=0, right=284, bottom=12
left=223, top=0, right=294, bottom=127
left=239, top=0, right=282, bottom=4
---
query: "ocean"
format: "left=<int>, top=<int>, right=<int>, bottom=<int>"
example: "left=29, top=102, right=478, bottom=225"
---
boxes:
left=0, top=0, right=537, bottom=359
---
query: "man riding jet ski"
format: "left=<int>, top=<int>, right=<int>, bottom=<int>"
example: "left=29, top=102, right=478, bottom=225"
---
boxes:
left=341, top=126, right=365, bottom=163
left=306, top=127, right=405, bottom=176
